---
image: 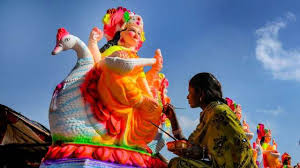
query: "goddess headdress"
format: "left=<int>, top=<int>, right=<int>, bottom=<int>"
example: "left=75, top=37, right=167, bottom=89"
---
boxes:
left=102, top=7, right=145, bottom=42
left=257, top=123, right=271, bottom=140
left=281, top=152, right=291, bottom=164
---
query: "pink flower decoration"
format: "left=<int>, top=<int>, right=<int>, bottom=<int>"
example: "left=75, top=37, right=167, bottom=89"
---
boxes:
left=225, top=97, right=235, bottom=111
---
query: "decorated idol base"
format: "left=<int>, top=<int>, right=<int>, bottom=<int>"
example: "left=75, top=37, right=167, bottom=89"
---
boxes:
left=40, top=158, right=136, bottom=168
left=40, top=144, right=167, bottom=168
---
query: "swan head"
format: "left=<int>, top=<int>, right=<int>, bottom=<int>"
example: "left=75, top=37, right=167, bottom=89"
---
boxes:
left=52, top=28, right=77, bottom=55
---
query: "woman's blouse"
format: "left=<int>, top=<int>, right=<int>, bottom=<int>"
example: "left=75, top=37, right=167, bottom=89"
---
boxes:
left=188, top=101, right=256, bottom=167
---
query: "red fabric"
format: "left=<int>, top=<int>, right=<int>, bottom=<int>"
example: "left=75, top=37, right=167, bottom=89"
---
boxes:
left=263, top=153, right=269, bottom=168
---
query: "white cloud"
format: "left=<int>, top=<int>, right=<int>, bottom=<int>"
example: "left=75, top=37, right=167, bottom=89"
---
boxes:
left=256, top=106, right=284, bottom=116
left=255, top=12, right=300, bottom=81
left=178, top=115, right=199, bottom=130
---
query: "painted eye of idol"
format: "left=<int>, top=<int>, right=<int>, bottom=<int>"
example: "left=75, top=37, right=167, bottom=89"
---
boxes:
left=129, top=29, right=135, bottom=34
left=136, top=29, right=141, bottom=36
left=128, top=27, right=141, bottom=37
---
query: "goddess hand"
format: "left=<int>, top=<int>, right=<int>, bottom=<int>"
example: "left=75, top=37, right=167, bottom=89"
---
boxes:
left=115, top=50, right=129, bottom=58
left=152, top=49, right=163, bottom=72
left=137, top=96, right=159, bottom=113
left=89, top=27, right=103, bottom=43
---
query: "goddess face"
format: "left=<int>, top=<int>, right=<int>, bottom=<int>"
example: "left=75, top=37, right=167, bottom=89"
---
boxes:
left=265, top=132, right=272, bottom=143
left=119, top=23, right=142, bottom=48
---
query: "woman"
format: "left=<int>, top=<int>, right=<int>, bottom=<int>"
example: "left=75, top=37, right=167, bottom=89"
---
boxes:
left=164, top=72, right=256, bottom=167
left=84, top=7, right=164, bottom=151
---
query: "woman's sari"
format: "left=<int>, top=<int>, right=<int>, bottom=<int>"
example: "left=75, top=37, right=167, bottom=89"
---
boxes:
left=169, top=101, right=257, bottom=168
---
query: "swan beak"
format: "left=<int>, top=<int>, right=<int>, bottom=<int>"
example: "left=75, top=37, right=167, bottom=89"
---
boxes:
left=52, top=46, right=63, bottom=55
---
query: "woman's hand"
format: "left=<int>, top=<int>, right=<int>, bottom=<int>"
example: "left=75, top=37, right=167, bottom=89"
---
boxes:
left=167, top=140, right=191, bottom=156
left=163, top=103, right=186, bottom=140
left=172, top=148, right=188, bottom=156
left=163, top=103, right=175, bottom=119
left=89, top=27, right=103, bottom=43
left=151, top=49, right=163, bottom=72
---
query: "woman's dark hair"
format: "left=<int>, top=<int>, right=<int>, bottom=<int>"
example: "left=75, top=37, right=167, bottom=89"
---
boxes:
left=189, top=72, right=226, bottom=105
left=100, top=30, right=124, bottom=53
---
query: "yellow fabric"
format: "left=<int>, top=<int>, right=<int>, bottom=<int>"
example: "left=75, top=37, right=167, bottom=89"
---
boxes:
left=96, top=45, right=161, bottom=148
left=169, top=101, right=257, bottom=168
left=169, top=157, right=210, bottom=168
left=101, top=45, right=130, bottom=58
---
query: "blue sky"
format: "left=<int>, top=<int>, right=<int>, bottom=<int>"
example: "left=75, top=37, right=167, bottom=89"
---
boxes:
left=0, top=0, right=299, bottom=164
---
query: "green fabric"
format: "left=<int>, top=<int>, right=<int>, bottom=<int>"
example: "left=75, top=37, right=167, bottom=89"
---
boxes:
left=124, top=11, right=130, bottom=22
left=169, top=157, right=210, bottom=168
left=51, top=134, right=152, bottom=156
left=169, top=101, right=257, bottom=168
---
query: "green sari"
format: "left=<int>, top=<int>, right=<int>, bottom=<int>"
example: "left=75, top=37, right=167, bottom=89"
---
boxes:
left=168, top=101, right=257, bottom=168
